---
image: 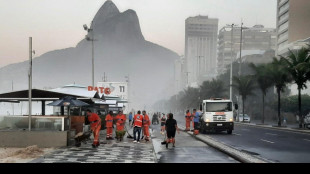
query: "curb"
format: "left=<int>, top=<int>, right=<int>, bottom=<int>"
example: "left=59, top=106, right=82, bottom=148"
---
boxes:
left=179, top=127, right=272, bottom=163
left=235, top=122, right=310, bottom=134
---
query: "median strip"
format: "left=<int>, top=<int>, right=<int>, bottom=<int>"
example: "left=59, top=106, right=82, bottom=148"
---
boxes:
left=180, top=128, right=271, bottom=163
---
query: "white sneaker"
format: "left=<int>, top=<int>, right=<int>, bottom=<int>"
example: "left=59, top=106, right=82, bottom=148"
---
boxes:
left=133, top=140, right=137, bottom=143
left=137, top=141, right=140, bottom=143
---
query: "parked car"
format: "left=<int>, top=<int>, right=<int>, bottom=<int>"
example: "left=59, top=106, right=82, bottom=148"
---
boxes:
left=238, top=114, right=251, bottom=123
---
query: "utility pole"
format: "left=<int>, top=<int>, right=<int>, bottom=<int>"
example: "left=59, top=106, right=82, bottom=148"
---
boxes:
left=230, top=24, right=234, bottom=101
left=239, top=22, right=243, bottom=77
left=12, top=81, right=14, bottom=115
left=28, top=37, right=32, bottom=131
left=185, top=72, right=190, bottom=87
left=84, top=21, right=95, bottom=87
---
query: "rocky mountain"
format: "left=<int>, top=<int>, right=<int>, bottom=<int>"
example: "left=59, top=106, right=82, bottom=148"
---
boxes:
left=0, top=1, right=179, bottom=109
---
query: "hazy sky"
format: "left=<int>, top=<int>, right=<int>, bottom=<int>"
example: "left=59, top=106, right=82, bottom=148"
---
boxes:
left=0, top=0, right=277, bottom=68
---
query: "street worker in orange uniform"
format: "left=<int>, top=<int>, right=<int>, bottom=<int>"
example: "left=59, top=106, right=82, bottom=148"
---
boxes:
left=105, top=111, right=114, bottom=140
left=132, top=110, right=143, bottom=143
left=185, top=110, right=191, bottom=131
left=114, top=110, right=126, bottom=142
left=87, top=109, right=101, bottom=148
left=142, top=110, right=151, bottom=142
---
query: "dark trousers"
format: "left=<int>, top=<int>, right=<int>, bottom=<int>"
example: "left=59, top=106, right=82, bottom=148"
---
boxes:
left=133, top=126, right=142, bottom=141
left=194, top=122, right=199, bottom=130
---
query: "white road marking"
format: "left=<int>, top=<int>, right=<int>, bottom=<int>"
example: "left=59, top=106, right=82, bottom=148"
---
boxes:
left=260, top=139, right=275, bottom=144
left=303, top=139, right=310, bottom=142
left=233, top=133, right=241, bottom=136
left=266, top=133, right=278, bottom=136
left=241, top=129, right=250, bottom=131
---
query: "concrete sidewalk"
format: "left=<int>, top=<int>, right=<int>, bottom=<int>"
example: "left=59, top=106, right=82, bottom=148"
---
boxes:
left=30, top=128, right=157, bottom=163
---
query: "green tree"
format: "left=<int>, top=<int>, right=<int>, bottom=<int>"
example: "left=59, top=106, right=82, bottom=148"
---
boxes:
left=249, top=63, right=274, bottom=124
left=281, top=47, right=310, bottom=128
left=232, top=75, right=256, bottom=122
left=269, top=58, right=292, bottom=126
left=200, top=79, right=228, bottom=100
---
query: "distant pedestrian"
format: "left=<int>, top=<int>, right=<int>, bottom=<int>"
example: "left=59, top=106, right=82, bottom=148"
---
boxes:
left=160, top=114, right=167, bottom=134
left=185, top=110, right=191, bottom=131
left=86, top=109, right=101, bottom=148
left=165, top=113, right=180, bottom=148
left=132, top=110, right=143, bottom=143
left=142, top=110, right=151, bottom=142
left=128, top=112, right=133, bottom=126
left=105, top=111, right=114, bottom=140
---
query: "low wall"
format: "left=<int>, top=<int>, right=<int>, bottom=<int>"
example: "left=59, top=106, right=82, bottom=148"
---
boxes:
left=0, top=131, right=68, bottom=148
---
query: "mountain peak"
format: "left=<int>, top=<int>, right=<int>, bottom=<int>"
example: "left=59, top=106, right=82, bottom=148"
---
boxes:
left=91, top=0, right=120, bottom=28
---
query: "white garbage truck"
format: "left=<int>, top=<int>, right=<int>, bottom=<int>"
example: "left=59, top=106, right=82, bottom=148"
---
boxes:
left=199, top=98, right=238, bottom=134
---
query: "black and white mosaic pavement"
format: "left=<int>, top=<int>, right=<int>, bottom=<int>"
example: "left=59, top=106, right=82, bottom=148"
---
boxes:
left=31, top=129, right=156, bottom=163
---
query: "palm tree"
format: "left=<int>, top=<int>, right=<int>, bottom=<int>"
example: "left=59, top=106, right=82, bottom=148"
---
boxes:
left=281, top=47, right=310, bottom=128
left=200, top=79, right=228, bottom=100
left=232, top=75, right=256, bottom=122
left=249, top=63, right=274, bottom=124
left=269, top=58, right=292, bottom=126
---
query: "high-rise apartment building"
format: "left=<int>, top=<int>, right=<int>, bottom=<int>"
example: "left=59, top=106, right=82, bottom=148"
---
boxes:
left=277, top=0, right=310, bottom=55
left=217, top=25, right=276, bottom=74
left=185, top=16, right=218, bottom=87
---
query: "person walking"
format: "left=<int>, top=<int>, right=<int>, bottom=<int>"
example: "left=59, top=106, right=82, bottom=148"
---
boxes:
left=185, top=110, right=191, bottom=131
left=115, top=110, right=126, bottom=142
left=142, top=110, right=151, bottom=142
left=128, top=112, right=133, bottom=126
left=86, top=109, right=101, bottom=148
left=105, top=111, right=114, bottom=140
left=165, top=113, right=180, bottom=149
left=132, top=110, right=143, bottom=143
left=160, top=114, right=167, bottom=134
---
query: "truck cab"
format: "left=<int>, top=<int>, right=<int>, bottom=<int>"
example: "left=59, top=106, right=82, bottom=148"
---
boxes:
left=199, top=98, right=237, bottom=134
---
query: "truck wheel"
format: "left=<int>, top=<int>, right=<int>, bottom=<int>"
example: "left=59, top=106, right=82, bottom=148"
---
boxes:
left=227, top=130, right=232, bottom=134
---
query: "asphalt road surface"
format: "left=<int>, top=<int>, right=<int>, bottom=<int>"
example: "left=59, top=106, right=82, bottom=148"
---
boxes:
left=150, top=124, right=238, bottom=163
left=174, top=114, right=310, bottom=163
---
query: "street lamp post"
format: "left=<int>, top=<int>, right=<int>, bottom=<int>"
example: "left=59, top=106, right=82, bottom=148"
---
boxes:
left=28, top=37, right=35, bottom=131
left=229, top=24, right=235, bottom=101
left=84, top=21, right=95, bottom=87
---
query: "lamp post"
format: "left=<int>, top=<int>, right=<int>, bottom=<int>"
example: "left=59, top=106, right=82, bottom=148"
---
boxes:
left=228, top=24, right=235, bottom=101
left=28, top=37, right=35, bottom=131
left=83, top=21, right=95, bottom=87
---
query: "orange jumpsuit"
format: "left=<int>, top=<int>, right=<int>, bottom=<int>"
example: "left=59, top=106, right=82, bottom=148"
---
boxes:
left=105, top=114, right=113, bottom=139
left=185, top=112, right=191, bottom=131
left=115, top=114, right=126, bottom=131
left=143, top=114, right=151, bottom=141
left=88, top=113, right=101, bottom=146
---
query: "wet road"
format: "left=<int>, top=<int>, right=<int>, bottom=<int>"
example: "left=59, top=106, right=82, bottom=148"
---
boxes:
left=174, top=114, right=310, bottom=163
left=150, top=124, right=238, bottom=163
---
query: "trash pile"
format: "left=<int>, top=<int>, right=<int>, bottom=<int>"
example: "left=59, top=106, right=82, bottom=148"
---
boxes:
left=13, top=145, right=44, bottom=159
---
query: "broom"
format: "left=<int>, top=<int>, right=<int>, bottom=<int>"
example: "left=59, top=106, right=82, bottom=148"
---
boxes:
left=125, top=125, right=134, bottom=139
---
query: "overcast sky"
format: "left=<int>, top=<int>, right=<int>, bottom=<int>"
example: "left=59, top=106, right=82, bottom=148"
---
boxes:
left=0, top=0, right=277, bottom=68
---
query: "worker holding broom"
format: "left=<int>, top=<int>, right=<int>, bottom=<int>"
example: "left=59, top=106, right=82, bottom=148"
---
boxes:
left=86, top=109, right=101, bottom=148
left=115, top=110, right=126, bottom=142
